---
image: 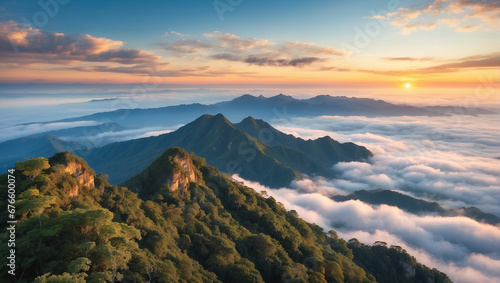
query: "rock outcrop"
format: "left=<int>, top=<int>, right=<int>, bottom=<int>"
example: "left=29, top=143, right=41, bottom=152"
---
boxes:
left=49, top=151, right=96, bottom=198
left=165, top=153, right=197, bottom=192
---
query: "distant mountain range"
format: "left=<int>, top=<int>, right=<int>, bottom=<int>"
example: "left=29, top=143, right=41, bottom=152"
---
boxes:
left=0, top=123, right=125, bottom=172
left=84, top=114, right=372, bottom=187
left=54, top=94, right=496, bottom=130
left=54, top=94, right=443, bottom=130
left=3, top=94, right=496, bottom=172
left=333, top=189, right=500, bottom=226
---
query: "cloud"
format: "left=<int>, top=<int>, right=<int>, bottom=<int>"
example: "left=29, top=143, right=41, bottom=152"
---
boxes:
left=244, top=56, right=323, bottom=67
left=59, top=126, right=179, bottom=146
left=280, top=41, right=345, bottom=56
left=272, top=114, right=500, bottom=215
left=421, top=52, right=500, bottom=73
left=211, top=54, right=323, bottom=67
left=160, top=39, right=213, bottom=54
left=0, top=21, right=161, bottom=66
left=203, top=31, right=273, bottom=50
left=160, top=31, right=346, bottom=69
left=0, top=121, right=100, bottom=142
left=234, top=176, right=500, bottom=283
left=162, top=31, right=185, bottom=37
left=373, top=0, right=500, bottom=33
left=381, top=57, right=435, bottom=62
left=363, top=52, right=500, bottom=76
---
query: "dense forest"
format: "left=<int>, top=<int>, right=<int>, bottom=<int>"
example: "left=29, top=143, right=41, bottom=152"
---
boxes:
left=0, top=148, right=451, bottom=282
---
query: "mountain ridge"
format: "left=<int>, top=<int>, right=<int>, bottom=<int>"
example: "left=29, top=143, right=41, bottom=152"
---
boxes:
left=84, top=114, right=372, bottom=187
left=0, top=149, right=452, bottom=282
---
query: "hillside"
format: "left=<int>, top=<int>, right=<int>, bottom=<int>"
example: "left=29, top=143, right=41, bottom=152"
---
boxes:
left=0, top=134, right=80, bottom=172
left=0, top=123, right=125, bottom=172
left=0, top=150, right=451, bottom=282
left=84, top=114, right=372, bottom=187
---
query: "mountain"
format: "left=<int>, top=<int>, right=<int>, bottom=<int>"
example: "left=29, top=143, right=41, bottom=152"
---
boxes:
left=2, top=94, right=492, bottom=172
left=0, top=150, right=451, bottom=282
left=54, top=94, right=440, bottom=130
left=333, top=189, right=500, bottom=226
left=235, top=116, right=371, bottom=164
left=83, top=114, right=372, bottom=187
left=0, top=134, right=80, bottom=172
left=0, top=123, right=126, bottom=172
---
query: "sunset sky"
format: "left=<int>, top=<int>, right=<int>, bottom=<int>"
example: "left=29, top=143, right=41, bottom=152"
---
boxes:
left=0, top=0, right=499, bottom=91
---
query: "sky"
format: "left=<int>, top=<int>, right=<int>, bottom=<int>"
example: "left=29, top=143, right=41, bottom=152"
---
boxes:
left=0, top=0, right=499, bottom=101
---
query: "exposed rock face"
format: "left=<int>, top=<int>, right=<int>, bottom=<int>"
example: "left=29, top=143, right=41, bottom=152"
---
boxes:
left=400, top=259, right=416, bottom=279
left=65, top=161, right=95, bottom=188
left=49, top=152, right=96, bottom=198
left=165, top=154, right=196, bottom=192
left=64, top=161, right=95, bottom=198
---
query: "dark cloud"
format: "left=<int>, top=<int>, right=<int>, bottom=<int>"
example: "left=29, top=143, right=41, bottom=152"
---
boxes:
left=244, top=56, right=322, bottom=67
left=211, top=53, right=323, bottom=67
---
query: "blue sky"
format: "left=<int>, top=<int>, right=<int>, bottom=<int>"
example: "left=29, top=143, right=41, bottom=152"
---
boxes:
left=0, top=0, right=498, bottom=94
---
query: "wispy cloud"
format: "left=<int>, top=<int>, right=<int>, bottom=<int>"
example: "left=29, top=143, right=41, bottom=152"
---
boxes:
left=160, top=39, right=213, bottom=54
left=212, top=54, right=324, bottom=67
left=381, top=57, right=436, bottom=62
left=364, top=52, right=500, bottom=76
left=0, top=121, right=101, bottom=142
left=160, top=31, right=346, bottom=69
left=371, top=0, right=500, bottom=34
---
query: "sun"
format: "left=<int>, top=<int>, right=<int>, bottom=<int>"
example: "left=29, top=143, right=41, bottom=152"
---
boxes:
left=405, top=83, right=411, bottom=88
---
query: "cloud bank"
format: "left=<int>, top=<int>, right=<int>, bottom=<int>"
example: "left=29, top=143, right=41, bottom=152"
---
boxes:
left=273, top=114, right=500, bottom=215
left=229, top=113, right=500, bottom=282
left=235, top=176, right=500, bottom=283
left=0, top=121, right=100, bottom=142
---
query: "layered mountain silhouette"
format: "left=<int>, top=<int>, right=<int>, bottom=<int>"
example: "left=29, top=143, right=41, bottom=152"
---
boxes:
left=55, top=94, right=442, bottom=130
left=3, top=94, right=495, bottom=172
left=84, top=114, right=372, bottom=187
left=333, top=189, right=500, bottom=226
left=0, top=123, right=125, bottom=172
left=0, top=149, right=451, bottom=282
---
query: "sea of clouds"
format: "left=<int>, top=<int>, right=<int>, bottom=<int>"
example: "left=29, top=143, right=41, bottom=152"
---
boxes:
left=235, top=114, right=500, bottom=283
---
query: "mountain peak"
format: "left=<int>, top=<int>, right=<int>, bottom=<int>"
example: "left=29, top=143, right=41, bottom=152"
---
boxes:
left=269, top=93, right=295, bottom=102
left=48, top=151, right=96, bottom=196
left=237, top=116, right=271, bottom=131
left=123, top=147, right=200, bottom=197
left=188, top=113, right=233, bottom=130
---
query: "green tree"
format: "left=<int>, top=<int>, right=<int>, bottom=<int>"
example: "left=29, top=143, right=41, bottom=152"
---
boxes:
left=16, top=157, right=50, bottom=180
